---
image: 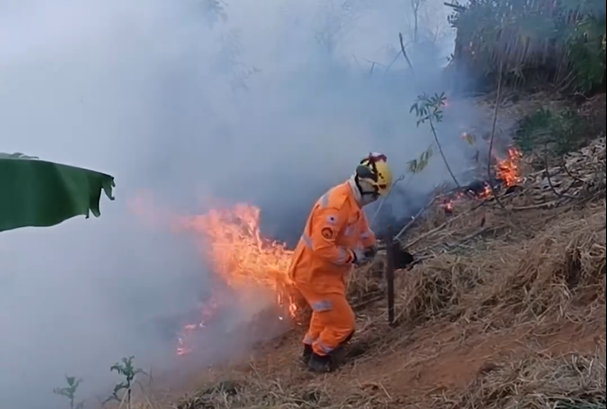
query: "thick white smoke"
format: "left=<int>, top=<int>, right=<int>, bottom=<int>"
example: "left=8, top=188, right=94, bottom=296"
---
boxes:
left=0, top=0, right=481, bottom=407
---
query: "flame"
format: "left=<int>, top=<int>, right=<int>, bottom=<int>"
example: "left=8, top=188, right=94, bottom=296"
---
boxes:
left=440, top=146, right=522, bottom=213
left=188, top=204, right=294, bottom=290
left=496, top=147, right=522, bottom=187
left=136, top=146, right=524, bottom=356
left=175, top=203, right=298, bottom=355
left=441, top=198, right=455, bottom=213
left=176, top=296, right=219, bottom=356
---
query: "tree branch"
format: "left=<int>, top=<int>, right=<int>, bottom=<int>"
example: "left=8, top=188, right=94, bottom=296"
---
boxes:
left=486, top=60, right=508, bottom=211
left=429, top=118, right=462, bottom=189
left=394, top=196, right=435, bottom=241
left=398, top=33, right=414, bottom=72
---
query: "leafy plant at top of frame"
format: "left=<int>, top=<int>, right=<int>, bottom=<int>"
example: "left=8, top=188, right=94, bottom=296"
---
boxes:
left=410, top=92, right=462, bottom=187
left=203, top=0, right=227, bottom=26
left=53, top=375, right=85, bottom=409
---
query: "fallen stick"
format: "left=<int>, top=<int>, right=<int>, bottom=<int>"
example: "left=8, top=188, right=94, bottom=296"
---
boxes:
left=351, top=292, right=385, bottom=312
left=394, top=197, right=436, bottom=241
left=384, top=228, right=395, bottom=326
left=511, top=200, right=560, bottom=211
left=404, top=203, right=484, bottom=249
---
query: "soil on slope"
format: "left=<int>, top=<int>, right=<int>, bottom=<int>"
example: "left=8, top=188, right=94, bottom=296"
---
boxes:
left=138, top=96, right=606, bottom=409
left=171, top=179, right=605, bottom=408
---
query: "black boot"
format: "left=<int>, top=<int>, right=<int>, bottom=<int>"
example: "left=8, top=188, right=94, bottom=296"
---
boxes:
left=329, top=345, right=346, bottom=366
left=307, top=352, right=333, bottom=373
left=301, top=344, right=313, bottom=365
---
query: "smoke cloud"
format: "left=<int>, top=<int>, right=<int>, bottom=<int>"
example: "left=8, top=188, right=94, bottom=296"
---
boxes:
left=0, top=0, right=479, bottom=407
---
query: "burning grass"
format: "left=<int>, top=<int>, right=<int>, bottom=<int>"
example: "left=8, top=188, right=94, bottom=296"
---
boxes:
left=174, top=204, right=301, bottom=356
left=162, top=198, right=604, bottom=409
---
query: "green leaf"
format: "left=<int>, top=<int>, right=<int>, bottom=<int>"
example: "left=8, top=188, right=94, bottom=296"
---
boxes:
left=462, top=132, right=476, bottom=145
left=406, top=144, right=434, bottom=174
left=407, top=159, right=419, bottom=173
left=0, top=152, right=38, bottom=159
left=0, top=157, right=115, bottom=232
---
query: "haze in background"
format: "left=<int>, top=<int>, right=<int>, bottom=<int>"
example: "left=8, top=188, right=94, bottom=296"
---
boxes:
left=0, top=0, right=479, bottom=407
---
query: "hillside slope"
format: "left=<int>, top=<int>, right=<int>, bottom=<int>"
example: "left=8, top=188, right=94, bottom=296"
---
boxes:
left=162, top=136, right=605, bottom=409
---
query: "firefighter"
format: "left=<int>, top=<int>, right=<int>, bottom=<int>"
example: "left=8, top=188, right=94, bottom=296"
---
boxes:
left=288, top=152, right=392, bottom=372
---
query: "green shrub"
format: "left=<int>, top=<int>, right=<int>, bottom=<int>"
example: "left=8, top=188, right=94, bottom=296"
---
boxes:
left=515, top=107, right=585, bottom=155
left=562, top=0, right=606, bottom=92
left=446, top=0, right=606, bottom=93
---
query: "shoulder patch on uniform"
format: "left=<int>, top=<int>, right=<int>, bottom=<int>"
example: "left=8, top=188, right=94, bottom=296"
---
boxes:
left=321, top=227, right=334, bottom=239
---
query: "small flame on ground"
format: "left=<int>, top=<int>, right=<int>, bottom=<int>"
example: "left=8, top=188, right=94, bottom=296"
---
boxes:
left=176, top=296, right=219, bottom=356
left=440, top=146, right=522, bottom=212
left=496, top=147, right=522, bottom=187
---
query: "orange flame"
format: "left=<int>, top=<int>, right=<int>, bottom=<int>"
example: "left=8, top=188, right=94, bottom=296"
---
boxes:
left=496, top=147, right=522, bottom=187
left=176, top=296, right=219, bottom=356
left=175, top=203, right=298, bottom=355
left=187, top=204, right=294, bottom=290
left=440, top=146, right=521, bottom=213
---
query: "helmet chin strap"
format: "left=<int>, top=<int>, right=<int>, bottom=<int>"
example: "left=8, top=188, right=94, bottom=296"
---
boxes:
left=350, top=175, right=379, bottom=207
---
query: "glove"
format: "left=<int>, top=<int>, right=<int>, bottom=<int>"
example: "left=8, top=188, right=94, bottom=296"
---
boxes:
left=351, top=248, right=368, bottom=265
left=363, top=244, right=378, bottom=259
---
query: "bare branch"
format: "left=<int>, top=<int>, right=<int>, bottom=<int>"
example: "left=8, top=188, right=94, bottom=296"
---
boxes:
left=398, top=33, right=414, bottom=72
left=428, top=118, right=462, bottom=189
left=486, top=60, right=508, bottom=211
left=542, top=146, right=578, bottom=200
left=394, top=196, right=435, bottom=241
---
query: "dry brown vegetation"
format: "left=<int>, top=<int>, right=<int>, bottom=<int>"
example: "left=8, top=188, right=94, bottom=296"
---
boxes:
left=124, top=133, right=606, bottom=409
left=110, top=4, right=607, bottom=405
left=448, top=0, right=606, bottom=94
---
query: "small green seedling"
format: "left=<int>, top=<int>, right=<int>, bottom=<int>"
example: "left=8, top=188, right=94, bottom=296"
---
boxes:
left=407, top=144, right=434, bottom=174
left=410, top=92, right=461, bottom=188
left=104, top=356, right=146, bottom=408
left=53, top=375, right=85, bottom=409
left=410, top=92, right=446, bottom=126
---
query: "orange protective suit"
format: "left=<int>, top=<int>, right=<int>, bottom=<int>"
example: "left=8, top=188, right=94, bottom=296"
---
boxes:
left=289, top=181, right=376, bottom=356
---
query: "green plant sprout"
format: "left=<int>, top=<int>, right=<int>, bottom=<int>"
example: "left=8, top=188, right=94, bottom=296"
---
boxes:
left=53, top=375, right=85, bottom=409
left=461, top=131, right=476, bottom=146
left=368, top=144, right=434, bottom=227
left=410, top=92, right=462, bottom=188
left=407, top=144, right=434, bottom=174
left=104, top=356, right=146, bottom=408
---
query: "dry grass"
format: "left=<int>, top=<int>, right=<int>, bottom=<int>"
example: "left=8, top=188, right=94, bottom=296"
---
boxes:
left=432, top=348, right=606, bottom=409
left=124, top=138, right=606, bottom=409
left=396, top=200, right=606, bottom=327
